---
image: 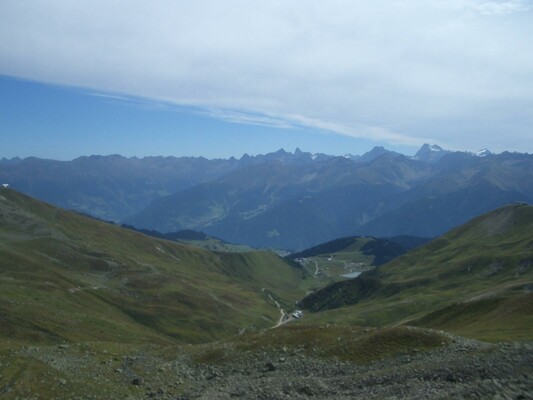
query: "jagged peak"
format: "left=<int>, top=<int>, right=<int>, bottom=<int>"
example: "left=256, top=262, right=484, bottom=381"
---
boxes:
left=413, top=143, right=451, bottom=163
left=417, top=143, right=444, bottom=153
left=355, top=146, right=398, bottom=163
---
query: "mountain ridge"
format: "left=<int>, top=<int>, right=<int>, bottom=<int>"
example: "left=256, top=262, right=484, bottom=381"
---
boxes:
left=3, top=146, right=532, bottom=250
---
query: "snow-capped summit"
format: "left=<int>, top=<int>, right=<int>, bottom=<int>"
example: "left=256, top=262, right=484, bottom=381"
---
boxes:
left=475, top=149, right=492, bottom=157
left=428, top=144, right=444, bottom=152
left=414, top=144, right=450, bottom=163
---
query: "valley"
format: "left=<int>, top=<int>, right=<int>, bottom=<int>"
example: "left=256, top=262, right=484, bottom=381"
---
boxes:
left=288, top=236, right=410, bottom=291
left=0, top=187, right=532, bottom=398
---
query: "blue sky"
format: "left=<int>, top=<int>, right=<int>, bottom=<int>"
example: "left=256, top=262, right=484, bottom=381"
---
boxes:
left=0, top=76, right=393, bottom=160
left=1, top=1, right=532, bottom=160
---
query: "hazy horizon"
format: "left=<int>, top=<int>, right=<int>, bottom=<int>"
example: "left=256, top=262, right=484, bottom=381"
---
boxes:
left=0, top=140, right=513, bottom=163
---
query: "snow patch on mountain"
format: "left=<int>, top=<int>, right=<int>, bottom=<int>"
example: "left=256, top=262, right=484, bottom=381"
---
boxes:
left=475, top=149, right=492, bottom=157
left=428, top=144, right=444, bottom=152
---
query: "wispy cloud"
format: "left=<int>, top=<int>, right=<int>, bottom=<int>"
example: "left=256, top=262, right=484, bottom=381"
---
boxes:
left=86, top=92, right=138, bottom=102
left=1, top=0, right=532, bottom=152
left=200, top=109, right=433, bottom=146
left=199, top=109, right=297, bottom=130
left=284, top=114, right=436, bottom=147
left=445, top=0, right=532, bottom=15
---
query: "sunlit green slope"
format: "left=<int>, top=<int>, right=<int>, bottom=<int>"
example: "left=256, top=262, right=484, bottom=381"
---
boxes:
left=0, top=189, right=304, bottom=345
left=300, top=204, right=533, bottom=341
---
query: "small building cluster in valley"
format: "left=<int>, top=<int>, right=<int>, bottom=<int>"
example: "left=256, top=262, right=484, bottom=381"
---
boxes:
left=292, top=310, right=303, bottom=319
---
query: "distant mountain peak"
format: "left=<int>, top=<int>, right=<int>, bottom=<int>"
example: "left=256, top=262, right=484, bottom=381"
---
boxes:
left=0, top=157, right=22, bottom=165
left=414, top=143, right=450, bottom=163
left=356, top=146, right=397, bottom=163
left=418, top=143, right=444, bottom=153
left=294, top=147, right=303, bottom=155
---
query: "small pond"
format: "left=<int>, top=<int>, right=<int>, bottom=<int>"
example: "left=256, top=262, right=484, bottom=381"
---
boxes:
left=341, top=271, right=362, bottom=278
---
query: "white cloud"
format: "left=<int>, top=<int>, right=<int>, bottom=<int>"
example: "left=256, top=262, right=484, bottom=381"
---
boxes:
left=1, top=0, right=532, bottom=152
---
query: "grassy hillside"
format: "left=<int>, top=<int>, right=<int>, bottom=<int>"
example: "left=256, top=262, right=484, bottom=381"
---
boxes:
left=299, top=204, right=533, bottom=341
left=120, top=224, right=255, bottom=252
left=0, top=189, right=305, bottom=345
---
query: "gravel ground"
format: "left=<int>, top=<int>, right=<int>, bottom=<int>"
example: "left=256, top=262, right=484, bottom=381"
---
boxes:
left=177, top=338, right=532, bottom=400
left=3, top=332, right=531, bottom=399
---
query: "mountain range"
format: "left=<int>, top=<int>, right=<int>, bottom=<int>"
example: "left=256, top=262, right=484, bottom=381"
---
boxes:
left=2, top=145, right=532, bottom=250
left=126, top=147, right=532, bottom=249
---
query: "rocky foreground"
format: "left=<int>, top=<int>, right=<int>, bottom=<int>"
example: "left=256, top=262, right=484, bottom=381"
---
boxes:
left=2, top=330, right=532, bottom=399
left=184, top=343, right=533, bottom=399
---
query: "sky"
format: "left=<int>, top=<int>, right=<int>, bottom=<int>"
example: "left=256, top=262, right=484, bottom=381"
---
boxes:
left=1, top=0, right=532, bottom=160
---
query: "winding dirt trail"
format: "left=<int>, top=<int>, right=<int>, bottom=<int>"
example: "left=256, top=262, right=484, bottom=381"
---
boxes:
left=262, top=288, right=292, bottom=329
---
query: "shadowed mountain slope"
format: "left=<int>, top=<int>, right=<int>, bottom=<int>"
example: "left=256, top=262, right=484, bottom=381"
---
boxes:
left=127, top=151, right=533, bottom=250
left=0, top=150, right=331, bottom=224
left=126, top=154, right=429, bottom=249
left=0, top=155, right=241, bottom=221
